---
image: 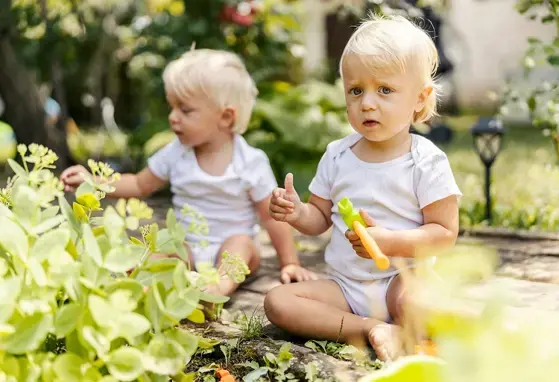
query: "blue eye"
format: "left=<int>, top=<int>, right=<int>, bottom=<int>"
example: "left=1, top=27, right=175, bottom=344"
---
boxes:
left=349, top=88, right=362, bottom=96
left=379, top=87, right=392, bottom=95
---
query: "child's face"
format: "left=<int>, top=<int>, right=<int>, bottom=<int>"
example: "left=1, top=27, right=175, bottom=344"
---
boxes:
left=166, top=92, right=234, bottom=147
left=341, top=54, right=430, bottom=143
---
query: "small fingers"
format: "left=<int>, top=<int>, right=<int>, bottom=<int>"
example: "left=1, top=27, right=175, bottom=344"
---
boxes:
left=269, top=203, right=294, bottom=215
left=280, top=271, right=291, bottom=284
left=345, top=230, right=359, bottom=241
left=272, top=196, right=295, bottom=209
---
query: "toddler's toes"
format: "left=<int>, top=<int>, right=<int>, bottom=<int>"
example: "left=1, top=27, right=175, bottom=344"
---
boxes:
left=368, top=323, right=405, bottom=362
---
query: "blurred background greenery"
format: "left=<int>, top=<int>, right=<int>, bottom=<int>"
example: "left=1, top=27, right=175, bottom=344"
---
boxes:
left=0, top=0, right=557, bottom=231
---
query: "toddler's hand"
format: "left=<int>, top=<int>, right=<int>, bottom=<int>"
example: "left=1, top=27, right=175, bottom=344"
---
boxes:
left=269, top=173, right=303, bottom=223
left=345, top=210, right=393, bottom=258
left=280, top=264, right=318, bottom=284
left=60, top=165, right=90, bottom=193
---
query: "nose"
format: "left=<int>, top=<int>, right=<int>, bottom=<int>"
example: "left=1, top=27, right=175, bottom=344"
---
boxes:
left=360, top=92, right=378, bottom=111
left=168, top=108, right=180, bottom=124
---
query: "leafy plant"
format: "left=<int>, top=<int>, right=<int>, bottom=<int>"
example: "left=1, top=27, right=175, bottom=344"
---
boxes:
left=497, top=0, right=559, bottom=161
left=240, top=343, right=295, bottom=382
left=0, top=143, right=249, bottom=381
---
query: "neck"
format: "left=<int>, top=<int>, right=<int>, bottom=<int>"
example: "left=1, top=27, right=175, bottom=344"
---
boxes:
left=360, top=127, right=412, bottom=162
left=194, top=132, right=234, bottom=156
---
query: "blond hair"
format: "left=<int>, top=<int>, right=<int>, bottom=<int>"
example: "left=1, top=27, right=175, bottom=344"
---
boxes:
left=340, top=14, right=440, bottom=123
left=163, top=49, right=258, bottom=134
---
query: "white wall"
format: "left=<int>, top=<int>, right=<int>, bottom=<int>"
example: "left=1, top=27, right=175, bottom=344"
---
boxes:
left=444, top=0, right=556, bottom=108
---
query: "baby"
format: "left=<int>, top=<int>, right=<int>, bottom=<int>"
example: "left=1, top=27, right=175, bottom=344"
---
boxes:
left=61, top=49, right=316, bottom=296
left=265, top=14, right=461, bottom=361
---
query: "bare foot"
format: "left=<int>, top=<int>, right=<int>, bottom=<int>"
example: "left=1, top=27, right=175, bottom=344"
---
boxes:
left=368, top=323, right=405, bottom=362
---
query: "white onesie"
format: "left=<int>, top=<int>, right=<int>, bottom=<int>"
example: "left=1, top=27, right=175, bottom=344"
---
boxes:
left=309, top=133, right=462, bottom=320
left=147, top=134, right=278, bottom=266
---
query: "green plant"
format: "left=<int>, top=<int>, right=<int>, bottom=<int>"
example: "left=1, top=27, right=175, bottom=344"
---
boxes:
left=231, top=308, right=266, bottom=340
left=497, top=0, right=558, bottom=161
left=239, top=343, right=295, bottom=382
left=0, top=143, right=249, bottom=381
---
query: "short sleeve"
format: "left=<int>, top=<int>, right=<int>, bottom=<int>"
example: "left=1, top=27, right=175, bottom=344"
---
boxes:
left=308, top=147, right=334, bottom=200
left=415, top=151, right=462, bottom=209
left=147, top=138, right=183, bottom=181
left=248, top=154, right=278, bottom=202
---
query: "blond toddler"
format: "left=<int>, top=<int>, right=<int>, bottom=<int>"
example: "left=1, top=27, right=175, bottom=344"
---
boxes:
left=265, top=15, right=461, bottom=361
left=61, top=49, right=316, bottom=296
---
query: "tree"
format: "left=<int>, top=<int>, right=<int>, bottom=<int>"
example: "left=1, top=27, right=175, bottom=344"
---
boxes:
left=0, top=0, right=71, bottom=169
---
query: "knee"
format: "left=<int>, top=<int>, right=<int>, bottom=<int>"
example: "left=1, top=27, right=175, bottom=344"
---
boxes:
left=264, top=285, right=291, bottom=326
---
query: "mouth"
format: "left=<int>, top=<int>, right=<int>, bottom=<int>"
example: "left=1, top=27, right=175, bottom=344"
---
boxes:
left=172, top=130, right=183, bottom=136
left=363, top=119, right=380, bottom=128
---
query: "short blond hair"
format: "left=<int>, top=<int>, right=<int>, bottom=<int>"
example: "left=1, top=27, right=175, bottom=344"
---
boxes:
left=163, top=49, right=258, bottom=134
left=340, top=14, right=440, bottom=123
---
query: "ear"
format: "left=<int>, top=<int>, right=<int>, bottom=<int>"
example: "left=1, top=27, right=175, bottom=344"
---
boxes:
left=415, top=85, right=433, bottom=113
left=219, top=107, right=236, bottom=131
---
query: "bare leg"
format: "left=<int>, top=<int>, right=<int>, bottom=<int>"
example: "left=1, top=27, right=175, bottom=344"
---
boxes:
left=367, top=275, right=407, bottom=361
left=264, top=280, right=384, bottom=351
left=211, top=234, right=260, bottom=296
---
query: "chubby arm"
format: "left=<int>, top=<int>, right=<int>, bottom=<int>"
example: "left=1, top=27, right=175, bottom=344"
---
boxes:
left=290, top=194, right=333, bottom=236
left=108, top=168, right=167, bottom=199
left=387, top=195, right=459, bottom=257
left=256, top=194, right=300, bottom=267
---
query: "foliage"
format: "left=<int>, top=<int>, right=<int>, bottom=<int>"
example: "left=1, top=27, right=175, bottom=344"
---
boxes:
left=0, top=143, right=249, bottom=381
left=497, top=0, right=559, bottom=161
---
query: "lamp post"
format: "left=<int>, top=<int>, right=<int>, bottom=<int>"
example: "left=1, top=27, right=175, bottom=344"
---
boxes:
left=470, top=117, right=506, bottom=224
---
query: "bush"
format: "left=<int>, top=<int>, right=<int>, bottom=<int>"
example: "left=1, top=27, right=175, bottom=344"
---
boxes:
left=0, top=144, right=248, bottom=381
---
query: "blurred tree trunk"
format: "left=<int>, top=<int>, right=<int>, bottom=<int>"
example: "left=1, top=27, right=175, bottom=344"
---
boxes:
left=0, top=0, right=70, bottom=169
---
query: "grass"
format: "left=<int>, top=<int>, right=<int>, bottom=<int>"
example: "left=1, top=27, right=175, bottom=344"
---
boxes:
left=442, top=115, right=559, bottom=230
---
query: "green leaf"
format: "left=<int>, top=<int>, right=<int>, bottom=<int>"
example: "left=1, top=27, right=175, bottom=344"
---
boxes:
left=129, top=236, right=144, bottom=246
left=88, top=295, right=151, bottom=342
left=0, top=277, right=21, bottom=322
left=243, top=367, right=269, bottom=382
left=165, top=288, right=200, bottom=320
left=0, top=312, right=53, bottom=354
left=186, top=308, right=205, bottom=324
left=31, top=215, right=66, bottom=235
left=200, top=292, right=229, bottom=304
left=76, top=182, right=95, bottom=198
left=53, top=353, right=102, bottom=381
left=54, top=303, right=81, bottom=337
left=41, top=206, right=60, bottom=220
left=72, top=202, right=89, bottom=223
left=166, top=208, right=177, bottom=231
left=173, top=260, right=189, bottom=290
left=106, top=347, right=145, bottom=381
left=143, top=335, right=187, bottom=375
left=104, top=245, right=144, bottom=273
left=58, top=195, right=79, bottom=232
left=103, top=206, right=125, bottom=243
left=165, top=328, right=199, bottom=360
left=105, top=279, right=144, bottom=304
left=547, top=55, right=559, bottom=66
left=30, top=227, right=70, bottom=262
left=82, top=223, right=103, bottom=266
left=12, top=185, right=39, bottom=225
left=7, top=158, right=26, bottom=177
left=145, top=284, right=162, bottom=333
left=76, top=193, right=101, bottom=211
left=527, top=37, right=541, bottom=44
left=0, top=216, right=29, bottom=261
left=81, top=325, right=110, bottom=357
left=155, top=229, right=175, bottom=253
left=27, top=257, right=47, bottom=287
